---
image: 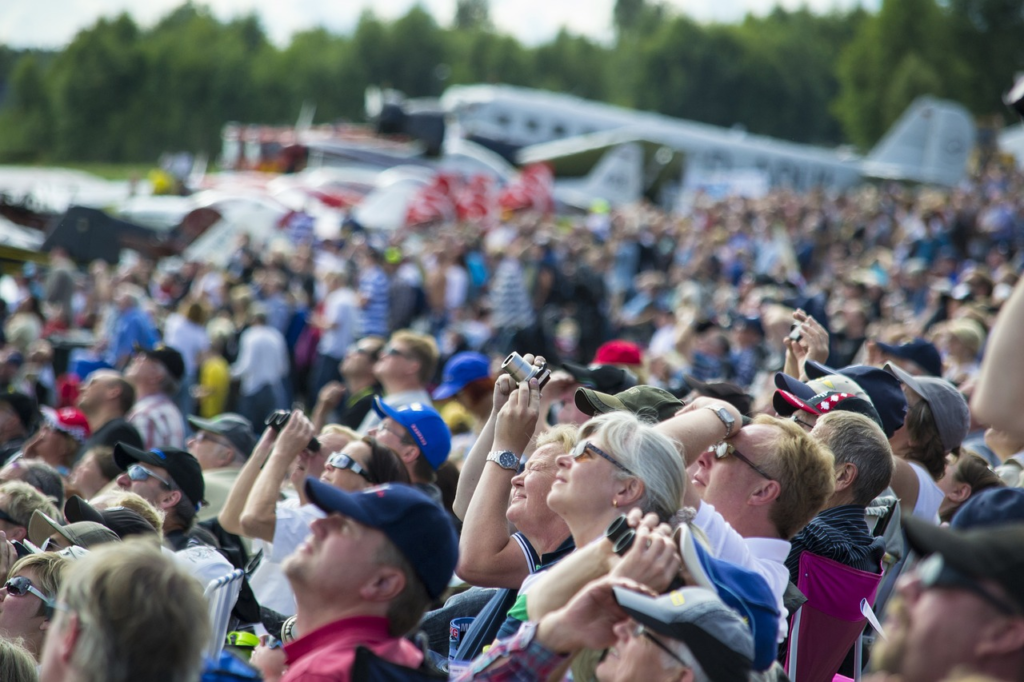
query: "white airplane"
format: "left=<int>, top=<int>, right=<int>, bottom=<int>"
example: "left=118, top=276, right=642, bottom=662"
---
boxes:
left=438, top=84, right=976, bottom=205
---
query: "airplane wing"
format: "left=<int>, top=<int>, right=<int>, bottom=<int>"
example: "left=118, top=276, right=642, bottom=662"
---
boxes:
left=517, top=130, right=685, bottom=207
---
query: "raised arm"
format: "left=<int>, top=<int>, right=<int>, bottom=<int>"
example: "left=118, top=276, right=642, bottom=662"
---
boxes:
left=218, top=427, right=277, bottom=535
left=972, top=279, right=1024, bottom=436
left=457, top=378, right=541, bottom=589
left=239, top=411, right=314, bottom=543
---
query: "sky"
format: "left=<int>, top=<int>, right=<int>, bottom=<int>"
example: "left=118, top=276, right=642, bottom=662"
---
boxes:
left=2, top=0, right=880, bottom=50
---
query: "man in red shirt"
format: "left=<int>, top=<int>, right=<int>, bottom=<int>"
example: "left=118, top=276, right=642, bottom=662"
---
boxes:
left=280, top=479, right=459, bottom=681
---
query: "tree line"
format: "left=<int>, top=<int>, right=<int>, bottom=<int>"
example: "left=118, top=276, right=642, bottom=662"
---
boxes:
left=0, top=0, right=1019, bottom=164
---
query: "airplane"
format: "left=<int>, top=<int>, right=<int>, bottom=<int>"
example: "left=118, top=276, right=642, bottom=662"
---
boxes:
left=435, top=84, right=977, bottom=205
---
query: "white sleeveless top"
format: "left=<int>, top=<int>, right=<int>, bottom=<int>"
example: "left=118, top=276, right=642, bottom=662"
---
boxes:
left=909, top=460, right=944, bottom=524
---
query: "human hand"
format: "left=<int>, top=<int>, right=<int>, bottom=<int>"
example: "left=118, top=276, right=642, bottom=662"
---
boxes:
left=250, top=639, right=287, bottom=682
left=0, top=532, right=18, bottom=579
left=609, top=523, right=681, bottom=593
left=493, top=378, right=541, bottom=455
left=270, top=411, right=315, bottom=461
left=537, top=576, right=654, bottom=653
left=789, top=309, right=829, bottom=368
left=317, top=381, right=346, bottom=408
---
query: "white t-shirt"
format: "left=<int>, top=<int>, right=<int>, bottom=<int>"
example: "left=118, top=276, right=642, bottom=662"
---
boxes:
left=317, top=287, right=359, bottom=358
left=909, top=460, right=944, bottom=524
left=248, top=499, right=324, bottom=617
left=164, top=313, right=210, bottom=379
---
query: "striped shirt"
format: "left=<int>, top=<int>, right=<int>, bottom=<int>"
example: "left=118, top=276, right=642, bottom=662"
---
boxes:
left=785, top=504, right=886, bottom=585
left=127, top=394, right=186, bottom=450
left=359, top=266, right=391, bottom=337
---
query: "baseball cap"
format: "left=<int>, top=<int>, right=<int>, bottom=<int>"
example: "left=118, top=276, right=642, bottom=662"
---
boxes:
left=432, top=352, right=491, bottom=401
left=674, top=524, right=780, bottom=671
left=134, top=344, right=185, bottom=381
left=734, top=315, right=764, bottom=337
left=64, top=495, right=157, bottom=539
left=684, top=375, right=753, bottom=417
left=0, top=391, right=37, bottom=431
left=40, top=406, right=91, bottom=443
left=773, top=390, right=883, bottom=430
left=613, top=585, right=754, bottom=682
left=28, top=511, right=121, bottom=549
left=903, top=515, right=1024, bottom=613
left=562, top=362, right=639, bottom=395
left=884, top=363, right=970, bottom=452
left=951, top=488, right=1024, bottom=530
left=575, top=385, right=683, bottom=423
left=113, top=443, right=206, bottom=508
left=875, top=338, right=943, bottom=377
left=593, top=340, right=643, bottom=367
left=372, top=398, right=451, bottom=470
left=187, top=413, right=256, bottom=457
left=303, top=479, right=458, bottom=600
left=803, top=362, right=908, bottom=438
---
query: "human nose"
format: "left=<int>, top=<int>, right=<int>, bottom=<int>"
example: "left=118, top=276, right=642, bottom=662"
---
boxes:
left=511, top=470, right=526, bottom=487
left=611, top=619, right=633, bottom=644
left=555, top=453, right=572, bottom=470
left=116, top=472, right=131, bottom=489
left=895, top=569, right=924, bottom=606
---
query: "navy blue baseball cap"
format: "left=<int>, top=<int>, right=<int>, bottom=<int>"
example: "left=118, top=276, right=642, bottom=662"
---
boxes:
left=803, top=361, right=908, bottom=438
left=875, top=338, right=943, bottom=378
left=304, top=479, right=458, bottom=599
left=372, top=398, right=452, bottom=470
left=677, top=524, right=780, bottom=671
left=432, top=352, right=491, bottom=401
left=952, top=487, right=1024, bottom=529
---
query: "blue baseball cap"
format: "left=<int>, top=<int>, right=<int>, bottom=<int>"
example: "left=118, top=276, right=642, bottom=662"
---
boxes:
left=677, top=525, right=781, bottom=671
left=952, top=487, right=1024, bottom=529
left=804, top=361, right=908, bottom=439
left=304, top=479, right=458, bottom=599
left=372, top=398, right=452, bottom=470
left=432, top=352, right=491, bottom=401
left=875, top=338, right=943, bottom=378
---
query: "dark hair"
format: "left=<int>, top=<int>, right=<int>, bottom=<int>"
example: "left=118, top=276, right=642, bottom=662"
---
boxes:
left=459, top=376, right=497, bottom=408
left=905, top=398, right=947, bottom=480
left=86, top=446, right=121, bottom=482
left=361, top=437, right=410, bottom=486
left=941, top=451, right=1006, bottom=524
left=19, top=461, right=65, bottom=508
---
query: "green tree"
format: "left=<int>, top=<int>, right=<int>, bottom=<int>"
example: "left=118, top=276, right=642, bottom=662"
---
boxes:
left=947, top=0, right=1024, bottom=117
left=0, top=55, right=54, bottom=160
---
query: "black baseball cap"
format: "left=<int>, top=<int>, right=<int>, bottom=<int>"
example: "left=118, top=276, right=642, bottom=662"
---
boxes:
left=64, top=495, right=157, bottom=539
left=114, top=443, right=205, bottom=508
left=561, top=362, right=638, bottom=395
left=187, top=413, right=256, bottom=457
left=683, top=375, right=753, bottom=417
left=133, top=344, right=185, bottom=381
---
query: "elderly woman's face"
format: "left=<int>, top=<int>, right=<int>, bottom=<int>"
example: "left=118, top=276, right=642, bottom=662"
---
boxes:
left=547, top=436, right=624, bottom=526
left=507, top=443, right=563, bottom=528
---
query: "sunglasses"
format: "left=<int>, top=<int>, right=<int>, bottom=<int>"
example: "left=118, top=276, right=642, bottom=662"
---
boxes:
left=709, top=442, right=774, bottom=481
left=193, top=431, right=233, bottom=449
left=790, top=415, right=816, bottom=431
left=571, top=440, right=636, bottom=477
left=348, top=344, right=381, bottom=361
left=377, top=422, right=415, bottom=446
left=916, top=553, right=1019, bottom=617
left=127, top=464, right=173, bottom=489
left=5, top=576, right=56, bottom=616
left=382, top=345, right=414, bottom=361
left=326, top=453, right=375, bottom=484
left=631, top=623, right=688, bottom=669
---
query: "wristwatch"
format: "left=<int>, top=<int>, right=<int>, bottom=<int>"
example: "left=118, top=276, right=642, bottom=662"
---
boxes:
left=705, top=406, right=735, bottom=438
left=487, top=450, right=519, bottom=471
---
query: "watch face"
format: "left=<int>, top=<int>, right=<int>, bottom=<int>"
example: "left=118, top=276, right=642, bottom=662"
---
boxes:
left=499, top=451, right=518, bottom=469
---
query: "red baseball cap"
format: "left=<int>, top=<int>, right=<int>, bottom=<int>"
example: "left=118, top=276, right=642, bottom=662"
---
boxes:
left=593, top=340, right=643, bottom=367
left=41, top=406, right=91, bottom=443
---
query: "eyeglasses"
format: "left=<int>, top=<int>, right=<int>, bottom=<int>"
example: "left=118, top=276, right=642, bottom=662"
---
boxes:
left=41, top=537, right=69, bottom=553
left=348, top=344, right=381, bottom=361
left=709, top=441, right=774, bottom=481
left=916, top=553, right=1019, bottom=617
left=326, top=453, right=375, bottom=484
left=791, top=415, right=816, bottom=431
left=377, top=422, right=415, bottom=446
left=571, top=440, right=637, bottom=477
left=4, top=576, right=56, bottom=616
left=631, top=623, right=688, bottom=669
left=127, top=464, right=173, bottom=489
left=193, top=431, right=233, bottom=449
left=382, top=345, right=414, bottom=361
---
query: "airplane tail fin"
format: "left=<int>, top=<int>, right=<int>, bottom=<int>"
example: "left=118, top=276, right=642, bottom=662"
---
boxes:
left=555, top=142, right=644, bottom=208
left=863, top=97, right=975, bottom=186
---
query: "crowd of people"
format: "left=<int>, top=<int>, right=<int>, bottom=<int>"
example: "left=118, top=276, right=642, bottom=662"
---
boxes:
left=0, top=162, right=1019, bottom=681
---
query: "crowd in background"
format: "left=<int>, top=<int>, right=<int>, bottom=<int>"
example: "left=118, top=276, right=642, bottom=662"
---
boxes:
left=0, top=162, right=1019, bottom=681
